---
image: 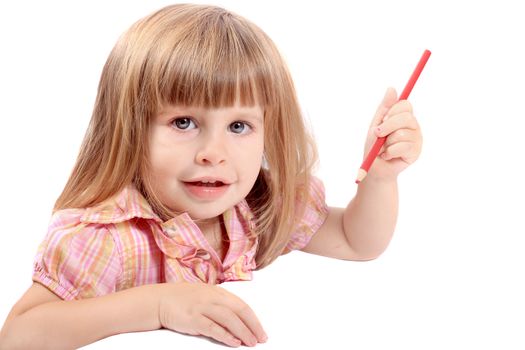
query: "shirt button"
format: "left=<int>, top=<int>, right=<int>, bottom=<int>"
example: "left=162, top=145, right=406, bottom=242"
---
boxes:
left=162, top=226, right=177, bottom=238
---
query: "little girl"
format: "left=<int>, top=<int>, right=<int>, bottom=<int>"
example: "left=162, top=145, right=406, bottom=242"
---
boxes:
left=0, top=4, right=422, bottom=349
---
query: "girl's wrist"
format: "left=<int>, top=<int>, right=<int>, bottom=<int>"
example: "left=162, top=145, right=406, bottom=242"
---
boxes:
left=361, top=173, right=398, bottom=186
left=156, top=283, right=172, bottom=329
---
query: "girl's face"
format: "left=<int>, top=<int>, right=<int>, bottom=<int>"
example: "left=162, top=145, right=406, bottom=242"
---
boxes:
left=149, top=102, right=264, bottom=220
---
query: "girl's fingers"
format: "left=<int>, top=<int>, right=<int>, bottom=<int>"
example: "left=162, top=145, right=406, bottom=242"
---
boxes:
left=204, top=305, right=259, bottom=347
left=380, top=142, right=419, bottom=163
left=384, top=100, right=413, bottom=118
left=375, top=112, right=419, bottom=137
left=221, top=293, right=267, bottom=343
left=234, top=304, right=267, bottom=344
left=197, top=316, right=242, bottom=348
left=383, top=128, right=420, bottom=147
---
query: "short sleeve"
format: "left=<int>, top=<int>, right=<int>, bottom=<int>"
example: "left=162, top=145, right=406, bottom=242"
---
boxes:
left=285, top=176, right=329, bottom=252
left=32, top=210, right=122, bottom=300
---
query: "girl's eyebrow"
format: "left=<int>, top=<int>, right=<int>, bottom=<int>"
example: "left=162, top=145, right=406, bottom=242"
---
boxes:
left=158, top=106, right=263, bottom=122
left=235, top=111, right=263, bottom=122
left=159, top=106, right=195, bottom=115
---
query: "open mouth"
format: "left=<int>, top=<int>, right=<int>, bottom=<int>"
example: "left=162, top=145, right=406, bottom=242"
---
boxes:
left=185, top=181, right=226, bottom=187
left=183, top=180, right=230, bottom=200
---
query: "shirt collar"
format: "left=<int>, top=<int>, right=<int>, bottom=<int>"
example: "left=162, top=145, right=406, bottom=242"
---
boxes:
left=79, top=185, right=257, bottom=231
left=80, top=186, right=162, bottom=224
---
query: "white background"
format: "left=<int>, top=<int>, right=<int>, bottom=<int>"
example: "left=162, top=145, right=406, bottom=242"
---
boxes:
left=1, top=0, right=524, bottom=349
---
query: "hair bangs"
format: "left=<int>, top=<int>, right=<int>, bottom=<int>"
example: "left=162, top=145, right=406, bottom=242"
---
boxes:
left=154, top=11, right=276, bottom=109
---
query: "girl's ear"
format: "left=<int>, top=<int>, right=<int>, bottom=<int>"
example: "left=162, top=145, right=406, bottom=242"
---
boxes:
left=262, top=154, right=269, bottom=170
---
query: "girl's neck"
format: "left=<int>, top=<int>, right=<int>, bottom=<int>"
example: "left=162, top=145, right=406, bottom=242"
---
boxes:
left=197, top=216, right=228, bottom=261
left=196, top=216, right=221, bottom=236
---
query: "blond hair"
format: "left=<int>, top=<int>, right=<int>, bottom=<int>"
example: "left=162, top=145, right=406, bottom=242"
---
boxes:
left=54, top=4, right=318, bottom=270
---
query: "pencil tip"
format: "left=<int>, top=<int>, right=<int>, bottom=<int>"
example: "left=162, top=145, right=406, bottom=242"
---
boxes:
left=355, top=169, right=367, bottom=184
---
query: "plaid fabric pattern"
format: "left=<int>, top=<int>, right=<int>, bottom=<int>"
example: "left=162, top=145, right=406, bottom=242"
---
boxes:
left=33, top=177, right=328, bottom=300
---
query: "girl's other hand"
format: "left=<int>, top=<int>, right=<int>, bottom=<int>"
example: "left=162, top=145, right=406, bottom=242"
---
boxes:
left=364, top=87, right=423, bottom=181
left=158, top=282, right=268, bottom=347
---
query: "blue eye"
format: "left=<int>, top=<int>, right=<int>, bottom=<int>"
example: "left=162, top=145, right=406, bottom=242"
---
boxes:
left=172, top=117, right=196, bottom=130
left=229, top=121, right=251, bottom=134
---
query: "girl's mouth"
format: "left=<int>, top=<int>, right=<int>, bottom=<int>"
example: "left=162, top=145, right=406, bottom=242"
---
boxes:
left=183, top=181, right=230, bottom=200
left=186, top=181, right=225, bottom=187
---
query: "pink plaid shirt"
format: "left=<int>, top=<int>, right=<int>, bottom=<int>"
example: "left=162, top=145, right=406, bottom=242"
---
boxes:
left=33, top=177, right=328, bottom=300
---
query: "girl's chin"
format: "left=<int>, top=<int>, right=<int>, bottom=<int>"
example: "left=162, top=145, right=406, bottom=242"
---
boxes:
left=181, top=205, right=228, bottom=221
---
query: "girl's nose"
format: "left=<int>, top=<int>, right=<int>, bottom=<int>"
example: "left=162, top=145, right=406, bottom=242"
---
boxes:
left=195, top=134, right=227, bottom=166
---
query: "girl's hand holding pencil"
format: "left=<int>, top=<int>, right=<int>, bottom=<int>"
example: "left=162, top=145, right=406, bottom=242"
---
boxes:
left=361, top=87, right=423, bottom=183
left=356, top=49, right=430, bottom=183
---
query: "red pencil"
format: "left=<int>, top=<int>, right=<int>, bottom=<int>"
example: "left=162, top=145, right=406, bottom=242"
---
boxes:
left=355, top=49, right=431, bottom=184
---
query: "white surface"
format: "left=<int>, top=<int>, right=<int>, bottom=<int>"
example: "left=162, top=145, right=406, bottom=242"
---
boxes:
left=1, top=0, right=524, bottom=349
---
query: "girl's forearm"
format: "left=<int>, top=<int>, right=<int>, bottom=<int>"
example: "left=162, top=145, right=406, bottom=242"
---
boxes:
left=344, top=177, right=399, bottom=259
left=1, top=283, right=163, bottom=350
